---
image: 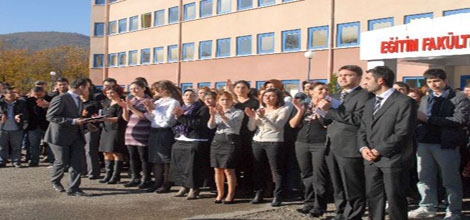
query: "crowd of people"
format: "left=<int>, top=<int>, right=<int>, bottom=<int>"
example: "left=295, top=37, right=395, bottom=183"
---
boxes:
left=1, top=65, right=470, bottom=220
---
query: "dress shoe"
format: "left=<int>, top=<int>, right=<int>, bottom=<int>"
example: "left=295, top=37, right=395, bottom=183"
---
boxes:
left=223, top=200, right=234, bottom=205
left=137, top=180, right=152, bottom=189
left=310, top=208, right=324, bottom=218
left=52, top=183, right=65, bottom=192
left=155, top=183, right=172, bottom=194
left=123, top=179, right=141, bottom=187
left=174, top=187, right=189, bottom=197
left=0, top=163, right=6, bottom=168
left=251, top=191, right=264, bottom=204
left=271, top=197, right=282, bottom=207
left=296, top=206, right=313, bottom=214
left=88, top=175, right=100, bottom=180
left=28, top=162, right=39, bottom=167
left=214, top=200, right=222, bottom=204
left=186, top=188, right=200, bottom=200
left=146, top=182, right=162, bottom=193
left=67, top=190, right=90, bottom=197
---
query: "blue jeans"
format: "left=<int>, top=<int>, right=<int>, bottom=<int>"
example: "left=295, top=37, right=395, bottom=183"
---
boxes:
left=28, top=128, right=46, bottom=164
left=417, top=143, right=462, bottom=215
left=0, top=130, right=24, bottom=164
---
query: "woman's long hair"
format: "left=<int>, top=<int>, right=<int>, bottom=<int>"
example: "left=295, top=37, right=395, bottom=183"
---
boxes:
left=151, top=80, right=183, bottom=105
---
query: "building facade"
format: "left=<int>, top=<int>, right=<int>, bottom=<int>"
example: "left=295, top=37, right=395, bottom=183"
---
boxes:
left=89, top=0, right=470, bottom=93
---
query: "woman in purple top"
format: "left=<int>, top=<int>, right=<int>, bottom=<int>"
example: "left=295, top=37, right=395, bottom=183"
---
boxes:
left=122, top=81, right=153, bottom=189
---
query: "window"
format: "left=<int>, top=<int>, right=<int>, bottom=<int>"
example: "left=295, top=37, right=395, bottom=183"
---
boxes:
left=337, top=22, right=360, bottom=47
left=181, top=83, right=193, bottom=92
left=153, top=47, right=164, bottom=63
left=118, top=52, right=126, bottom=66
left=199, top=40, right=212, bottom=59
left=313, top=79, right=327, bottom=83
left=256, top=81, right=265, bottom=89
left=237, top=35, right=252, bottom=56
left=403, top=77, right=425, bottom=88
left=108, top=53, right=117, bottom=67
left=169, top=7, right=179, bottom=24
left=238, top=0, right=252, bottom=10
left=108, top=0, right=117, bottom=3
left=94, top=23, right=105, bottom=36
left=129, top=16, right=139, bottom=31
left=200, top=0, right=213, bottom=17
left=128, top=50, right=138, bottom=66
left=444, top=8, right=470, bottom=16
left=154, top=10, right=165, bottom=26
left=93, top=54, right=104, bottom=68
left=108, top=21, right=117, bottom=35
left=258, top=32, right=274, bottom=54
left=141, top=49, right=151, bottom=64
left=217, top=38, right=231, bottom=57
left=215, top=82, right=226, bottom=90
left=258, top=0, right=274, bottom=7
left=404, top=13, right=433, bottom=24
left=141, top=13, right=152, bottom=29
left=282, top=29, right=301, bottom=52
left=183, top=43, right=195, bottom=60
left=368, top=17, right=393, bottom=31
left=308, top=26, right=329, bottom=49
left=218, top=0, right=231, bottom=14
left=282, top=80, right=300, bottom=96
left=184, top=3, right=196, bottom=21
left=118, top=19, right=127, bottom=33
left=95, top=0, right=105, bottom=5
left=198, top=82, right=211, bottom=88
left=168, top=45, right=178, bottom=62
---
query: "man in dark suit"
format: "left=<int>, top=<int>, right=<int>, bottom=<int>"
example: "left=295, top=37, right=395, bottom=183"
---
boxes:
left=318, top=65, right=373, bottom=220
left=358, top=66, right=417, bottom=220
left=45, top=78, right=90, bottom=196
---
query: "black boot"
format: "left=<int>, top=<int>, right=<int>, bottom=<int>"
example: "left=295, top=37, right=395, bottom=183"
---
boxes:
left=146, top=165, right=163, bottom=192
left=271, top=197, right=282, bottom=207
left=124, top=164, right=141, bottom=187
left=137, top=164, right=151, bottom=189
left=99, top=160, right=114, bottom=183
left=107, top=161, right=122, bottom=184
left=251, top=190, right=264, bottom=204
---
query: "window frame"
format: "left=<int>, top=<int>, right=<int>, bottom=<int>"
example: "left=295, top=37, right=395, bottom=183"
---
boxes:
left=216, top=38, right=231, bottom=58
left=118, top=52, right=127, bottom=67
left=154, top=10, right=165, bottom=27
left=337, top=21, right=361, bottom=47
left=256, top=81, right=265, bottom=90
left=443, top=8, right=470, bottom=16
left=108, top=53, right=118, bottom=67
left=237, top=0, right=252, bottom=10
left=93, top=54, right=105, bottom=68
left=200, top=0, right=213, bottom=18
left=282, top=29, right=301, bottom=52
left=217, top=0, right=231, bottom=15
left=403, top=76, right=425, bottom=88
left=118, top=18, right=127, bottom=33
left=182, top=43, right=195, bottom=61
left=308, top=25, right=329, bottom=50
left=257, top=32, right=275, bottom=54
left=199, top=40, right=213, bottom=59
left=215, top=82, right=227, bottom=90
left=141, top=12, right=152, bottom=29
left=95, top=0, right=105, bottom=5
left=198, top=82, right=211, bottom=88
left=140, top=48, right=151, bottom=65
left=129, top=16, right=139, bottom=31
left=181, top=83, right=194, bottom=92
left=168, top=45, right=178, bottom=62
left=153, top=47, right=164, bottom=64
left=236, top=35, right=252, bottom=56
left=169, top=6, right=179, bottom=24
left=368, top=17, right=394, bottom=31
left=258, top=0, right=275, bottom=7
left=184, top=3, right=196, bottom=21
left=94, top=22, right=105, bottom=36
left=404, top=12, right=433, bottom=24
left=128, top=50, right=138, bottom=66
left=108, top=21, right=117, bottom=35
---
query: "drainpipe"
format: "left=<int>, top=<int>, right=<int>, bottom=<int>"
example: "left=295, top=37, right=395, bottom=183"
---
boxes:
left=327, top=0, right=335, bottom=82
left=103, top=1, right=110, bottom=80
left=177, top=0, right=183, bottom=87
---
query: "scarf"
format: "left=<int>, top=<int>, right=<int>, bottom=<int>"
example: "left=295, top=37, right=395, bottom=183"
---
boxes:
left=172, top=101, right=203, bottom=137
left=426, top=86, right=450, bottom=117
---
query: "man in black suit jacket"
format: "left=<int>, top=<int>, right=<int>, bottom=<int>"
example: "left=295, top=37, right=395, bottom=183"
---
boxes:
left=318, top=65, right=373, bottom=220
left=45, top=78, right=90, bottom=196
left=358, top=66, right=417, bottom=220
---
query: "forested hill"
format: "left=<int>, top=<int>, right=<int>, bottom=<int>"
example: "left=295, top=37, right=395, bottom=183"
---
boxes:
left=0, top=32, right=89, bottom=51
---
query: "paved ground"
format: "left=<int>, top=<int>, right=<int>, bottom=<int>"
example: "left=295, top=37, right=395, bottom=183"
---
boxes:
left=1, top=163, right=469, bottom=220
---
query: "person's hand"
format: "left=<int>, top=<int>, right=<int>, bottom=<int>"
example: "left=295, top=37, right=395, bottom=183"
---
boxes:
left=293, top=99, right=305, bottom=112
left=209, top=106, right=217, bottom=116
left=244, top=107, right=256, bottom=118
left=257, top=108, right=266, bottom=118
left=143, top=99, right=156, bottom=111
left=36, top=99, right=49, bottom=108
left=317, top=99, right=331, bottom=111
left=361, top=147, right=376, bottom=161
left=82, top=109, right=89, bottom=117
left=75, top=118, right=87, bottom=126
left=116, top=99, right=127, bottom=109
left=172, top=107, right=184, bottom=118
left=417, top=111, right=427, bottom=122
left=0, top=114, right=6, bottom=123
left=14, top=114, right=21, bottom=123
left=216, top=105, right=224, bottom=116
left=371, top=149, right=380, bottom=158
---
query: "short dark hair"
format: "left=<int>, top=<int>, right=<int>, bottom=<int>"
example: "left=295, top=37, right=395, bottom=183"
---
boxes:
left=367, top=66, right=395, bottom=88
left=423, top=69, right=447, bottom=80
left=56, top=77, right=69, bottom=84
left=261, top=88, right=285, bottom=108
left=394, top=81, right=410, bottom=91
left=129, top=80, right=146, bottom=89
left=134, top=77, right=148, bottom=86
left=32, top=86, right=45, bottom=93
left=34, top=80, right=47, bottom=86
left=339, top=65, right=363, bottom=77
left=302, top=80, right=314, bottom=87
left=103, top=78, right=117, bottom=84
left=234, top=80, right=250, bottom=89
left=70, top=78, right=89, bottom=89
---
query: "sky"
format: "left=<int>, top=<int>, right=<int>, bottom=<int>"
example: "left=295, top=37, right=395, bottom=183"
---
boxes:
left=0, top=0, right=91, bottom=35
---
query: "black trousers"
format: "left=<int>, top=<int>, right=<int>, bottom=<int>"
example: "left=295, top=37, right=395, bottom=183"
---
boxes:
left=252, top=141, right=285, bottom=198
left=236, top=132, right=255, bottom=190
left=325, top=149, right=366, bottom=220
left=295, top=141, right=328, bottom=211
left=49, top=138, right=86, bottom=193
left=127, top=145, right=149, bottom=180
left=365, top=164, right=408, bottom=220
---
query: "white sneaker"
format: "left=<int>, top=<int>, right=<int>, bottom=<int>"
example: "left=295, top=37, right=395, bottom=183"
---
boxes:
left=443, top=213, right=461, bottom=220
left=408, top=207, right=436, bottom=219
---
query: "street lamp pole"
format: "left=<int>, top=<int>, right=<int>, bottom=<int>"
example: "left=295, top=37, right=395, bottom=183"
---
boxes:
left=49, top=71, right=57, bottom=92
left=304, top=51, right=315, bottom=80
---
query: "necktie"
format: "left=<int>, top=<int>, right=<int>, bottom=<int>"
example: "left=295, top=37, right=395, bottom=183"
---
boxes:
left=373, top=96, right=384, bottom=115
left=340, top=91, right=349, bottom=103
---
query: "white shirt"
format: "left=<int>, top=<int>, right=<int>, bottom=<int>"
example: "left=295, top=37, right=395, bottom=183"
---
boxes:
left=67, top=91, right=80, bottom=108
left=342, top=86, right=360, bottom=94
left=144, top=97, right=180, bottom=128
left=375, top=88, right=395, bottom=107
left=248, top=106, right=290, bottom=142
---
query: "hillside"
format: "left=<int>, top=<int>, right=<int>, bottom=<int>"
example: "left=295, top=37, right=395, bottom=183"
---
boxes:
left=0, top=32, right=89, bottom=51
